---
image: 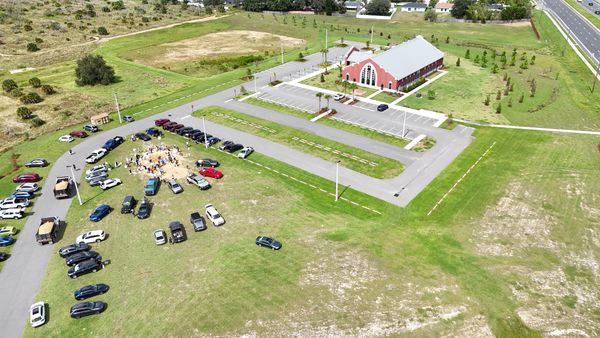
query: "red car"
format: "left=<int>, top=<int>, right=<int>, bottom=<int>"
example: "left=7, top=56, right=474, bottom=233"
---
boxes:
left=70, top=130, right=88, bottom=138
left=166, top=123, right=184, bottom=132
left=199, top=168, right=223, bottom=179
left=13, top=173, right=41, bottom=183
left=155, top=118, right=170, bottom=126
left=162, top=122, right=178, bottom=130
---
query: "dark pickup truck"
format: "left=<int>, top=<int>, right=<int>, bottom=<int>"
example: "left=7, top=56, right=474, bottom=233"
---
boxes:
left=169, top=221, right=186, bottom=243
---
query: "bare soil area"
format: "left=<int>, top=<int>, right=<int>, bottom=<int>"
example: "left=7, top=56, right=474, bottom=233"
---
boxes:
left=138, top=30, right=305, bottom=67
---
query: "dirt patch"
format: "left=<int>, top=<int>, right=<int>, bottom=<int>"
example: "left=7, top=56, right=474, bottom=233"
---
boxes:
left=126, top=143, right=192, bottom=180
left=470, top=181, right=558, bottom=256
left=143, top=30, right=305, bottom=66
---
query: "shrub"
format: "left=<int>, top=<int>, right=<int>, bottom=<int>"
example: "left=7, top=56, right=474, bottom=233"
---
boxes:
left=365, top=0, right=391, bottom=16
left=20, top=92, right=43, bottom=104
left=456, top=57, right=461, bottom=67
left=496, top=90, right=501, bottom=100
left=320, top=73, right=325, bottom=82
left=427, top=90, right=436, bottom=100
left=102, top=6, right=111, bottom=12
left=496, top=103, right=502, bottom=114
left=35, top=37, right=43, bottom=44
left=75, top=55, right=117, bottom=86
left=16, top=106, right=32, bottom=119
left=519, top=93, right=524, bottom=103
left=2, top=79, right=18, bottom=93
left=30, top=117, right=46, bottom=127
left=29, top=77, right=42, bottom=88
left=111, top=1, right=126, bottom=10
left=465, top=49, right=470, bottom=59
left=12, top=88, right=24, bottom=98
left=97, top=26, right=109, bottom=35
left=26, top=42, right=40, bottom=52
left=41, top=84, right=56, bottom=95
left=24, top=24, right=33, bottom=31
left=484, top=95, right=490, bottom=106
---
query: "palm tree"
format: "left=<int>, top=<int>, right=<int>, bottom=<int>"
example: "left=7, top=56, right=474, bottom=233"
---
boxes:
left=348, top=83, right=358, bottom=101
left=324, top=94, right=332, bottom=109
left=337, top=64, right=343, bottom=77
left=342, top=80, right=349, bottom=94
left=316, top=92, right=323, bottom=110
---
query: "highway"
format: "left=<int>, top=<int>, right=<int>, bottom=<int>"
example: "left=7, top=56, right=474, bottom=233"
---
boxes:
left=539, top=0, right=600, bottom=65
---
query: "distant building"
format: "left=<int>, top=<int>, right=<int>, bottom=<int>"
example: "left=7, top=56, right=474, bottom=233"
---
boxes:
left=400, top=3, right=427, bottom=12
left=435, top=2, right=454, bottom=13
left=344, top=1, right=362, bottom=11
left=341, top=35, right=444, bottom=91
left=488, top=4, right=505, bottom=12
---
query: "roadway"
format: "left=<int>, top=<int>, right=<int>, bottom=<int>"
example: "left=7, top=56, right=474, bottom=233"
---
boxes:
left=0, top=47, right=472, bottom=338
left=538, top=0, right=600, bottom=65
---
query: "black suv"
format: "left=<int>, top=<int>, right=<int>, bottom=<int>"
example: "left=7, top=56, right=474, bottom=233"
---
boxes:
left=59, top=243, right=91, bottom=258
left=169, top=221, right=186, bottom=243
left=70, top=301, right=106, bottom=318
left=74, top=284, right=109, bottom=300
left=134, top=133, right=151, bottom=141
left=67, top=258, right=103, bottom=279
left=65, top=251, right=100, bottom=267
left=137, top=198, right=151, bottom=219
left=190, top=212, right=206, bottom=231
left=121, top=195, right=137, bottom=214
left=219, top=140, right=234, bottom=150
left=196, top=159, right=219, bottom=168
left=227, top=144, right=244, bottom=153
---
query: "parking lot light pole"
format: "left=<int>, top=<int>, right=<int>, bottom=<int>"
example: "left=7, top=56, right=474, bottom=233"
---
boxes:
left=402, top=111, right=407, bottom=138
left=202, top=116, right=208, bottom=149
left=113, top=92, right=122, bottom=124
left=68, top=165, right=82, bottom=206
left=592, top=54, right=598, bottom=94
left=254, top=74, right=257, bottom=93
left=335, top=161, right=340, bottom=201
left=281, top=44, right=284, bottom=64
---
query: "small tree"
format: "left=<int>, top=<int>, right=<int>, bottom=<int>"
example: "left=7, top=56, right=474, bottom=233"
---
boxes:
left=496, top=103, right=502, bottom=114
left=324, top=94, right=332, bottom=108
left=42, top=84, right=56, bottom=95
left=465, top=49, right=470, bottom=59
left=519, top=93, right=524, bottom=103
left=16, top=106, right=32, bottom=119
left=75, top=55, right=116, bottom=86
left=474, top=55, right=480, bottom=64
left=320, top=73, right=325, bottom=83
left=427, top=89, right=436, bottom=100
left=97, top=26, right=109, bottom=35
left=27, top=43, right=40, bottom=52
left=484, top=95, right=490, bottom=106
left=496, top=90, right=501, bottom=100
left=508, top=98, right=513, bottom=107
left=29, top=77, right=42, bottom=88
left=531, top=55, right=536, bottom=65
left=246, top=68, right=253, bottom=78
left=503, top=86, right=509, bottom=96
left=424, top=8, right=437, bottom=22
left=491, top=63, right=498, bottom=73
left=2, top=79, right=18, bottom=93
left=30, top=117, right=46, bottom=127
left=456, top=57, right=461, bottom=67
left=316, top=92, right=324, bottom=110
left=365, top=0, right=391, bottom=16
left=446, top=36, right=450, bottom=44
left=348, top=82, right=358, bottom=100
left=20, top=92, right=43, bottom=104
left=298, top=52, right=304, bottom=60
left=530, top=79, right=536, bottom=97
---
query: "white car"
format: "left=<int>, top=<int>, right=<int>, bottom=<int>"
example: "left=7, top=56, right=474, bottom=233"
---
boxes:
left=100, top=178, right=122, bottom=190
left=333, top=93, right=345, bottom=101
left=59, top=135, right=74, bottom=142
left=86, top=164, right=107, bottom=176
left=16, top=183, right=39, bottom=193
left=186, top=173, right=210, bottom=190
left=153, top=229, right=166, bottom=245
left=0, top=208, right=25, bottom=219
left=237, top=147, right=254, bottom=159
left=30, top=302, right=46, bottom=328
left=205, top=204, right=225, bottom=226
left=76, top=230, right=106, bottom=244
left=0, top=197, right=30, bottom=209
left=85, top=149, right=107, bottom=164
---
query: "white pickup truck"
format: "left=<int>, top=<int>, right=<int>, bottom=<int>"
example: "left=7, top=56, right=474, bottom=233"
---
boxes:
left=85, top=149, right=107, bottom=164
left=0, top=197, right=30, bottom=210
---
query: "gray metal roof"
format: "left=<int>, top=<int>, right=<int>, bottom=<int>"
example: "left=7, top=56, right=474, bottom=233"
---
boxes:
left=371, top=35, right=443, bottom=80
left=402, top=3, right=427, bottom=8
left=347, top=51, right=372, bottom=63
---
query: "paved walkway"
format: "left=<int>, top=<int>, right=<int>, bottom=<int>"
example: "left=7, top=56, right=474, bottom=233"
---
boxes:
left=454, top=118, right=600, bottom=135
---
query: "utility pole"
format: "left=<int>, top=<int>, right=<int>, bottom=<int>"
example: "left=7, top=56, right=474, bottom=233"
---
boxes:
left=113, top=92, right=122, bottom=124
left=281, top=44, right=284, bottom=64
left=335, top=161, right=340, bottom=201
left=592, top=54, right=599, bottom=94
left=370, top=25, right=374, bottom=45
left=254, top=74, right=257, bottom=93
left=325, top=28, right=328, bottom=48
left=202, top=116, right=208, bottom=149
left=69, top=165, right=82, bottom=205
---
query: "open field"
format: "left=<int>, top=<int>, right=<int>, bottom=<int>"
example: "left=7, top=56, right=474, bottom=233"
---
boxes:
left=371, top=91, right=400, bottom=103
left=245, top=97, right=410, bottom=148
left=197, top=106, right=404, bottom=178
left=21, top=124, right=600, bottom=337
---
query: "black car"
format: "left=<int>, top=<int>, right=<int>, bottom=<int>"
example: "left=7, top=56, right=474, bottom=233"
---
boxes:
left=183, top=129, right=200, bottom=138
left=226, top=144, right=244, bottom=153
left=207, top=136, right=221, bottom=146
left=135, top=133, right=151, bottom=141
left=65, top=251, right=100, bottom=267
left=191, top=131, right=205, bottom=141
left=219, top=140, right=234, bottom=150
left=137, top=198, right=151, bottom=219
left=187, top=130, right=203, bottom=139
left=169, top=221, right=186, bottom=243
left=196, top=159, right=219, bottom=168
left=377, top=104, right=389, bottom=112
left=67, top=258, right=103, bottom=279
left=25, top=159, right=48, bottom=168
left=174, top=126, right=191, bottom=135
left=256, top=236, right=282, bottom=250
left=121, top=195, right=137, bottom=214
left=190, top=212, right=206, bottom=231
left=74, top=283, right=109, bottom=300
left=146, top=128, right=162, bottom=137
left=59, top=243, right=91, bottom=258
left=70, top=301, right=106, bottom=318
left=0, top=252, right=9, bottom=261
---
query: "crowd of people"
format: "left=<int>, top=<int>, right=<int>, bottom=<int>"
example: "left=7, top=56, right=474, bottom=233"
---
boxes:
left=125, top=144, right=183, bottom=178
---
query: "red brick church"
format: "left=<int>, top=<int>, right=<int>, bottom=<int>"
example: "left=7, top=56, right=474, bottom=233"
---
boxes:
left=341, top=35, right=444, bottom=92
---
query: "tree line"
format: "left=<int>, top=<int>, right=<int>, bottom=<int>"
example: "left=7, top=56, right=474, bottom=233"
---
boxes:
left=451, top=0, right=532, bottom=21
left=242, top=0, right=343, bottom=15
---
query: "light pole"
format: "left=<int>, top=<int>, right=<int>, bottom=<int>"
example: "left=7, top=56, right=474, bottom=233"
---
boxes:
left=254, top=74, right=257, bottom=93
left=68, top=165, right=82, bottom=205
left=592, top=53, right=598, bottom=94
left=281, top=44, right=284, bottom=64
left=370, top=25, right=374, bottom=45
left=335, top=161, right=340, bottom=201
left=402, top=111, right=407, bottom=138
left=113, top=92, right=122, bottom=124
left=202, top=116, right=208, bottom=149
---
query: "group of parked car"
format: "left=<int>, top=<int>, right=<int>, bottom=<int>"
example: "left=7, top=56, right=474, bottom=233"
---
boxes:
left=59, top=124, right=100, bottom=143
left=155, top=118, right=221, bottom=146
left=85, top=163, right=122, bottom=191
left=153, top=203, right=225, bottom=245
left=85, top=136, right=124, bottom=164
left=1, top=171, right=43, bottom=222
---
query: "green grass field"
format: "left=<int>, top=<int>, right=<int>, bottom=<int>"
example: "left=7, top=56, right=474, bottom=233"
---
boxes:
left=300, top=70, right=378, bottom=97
